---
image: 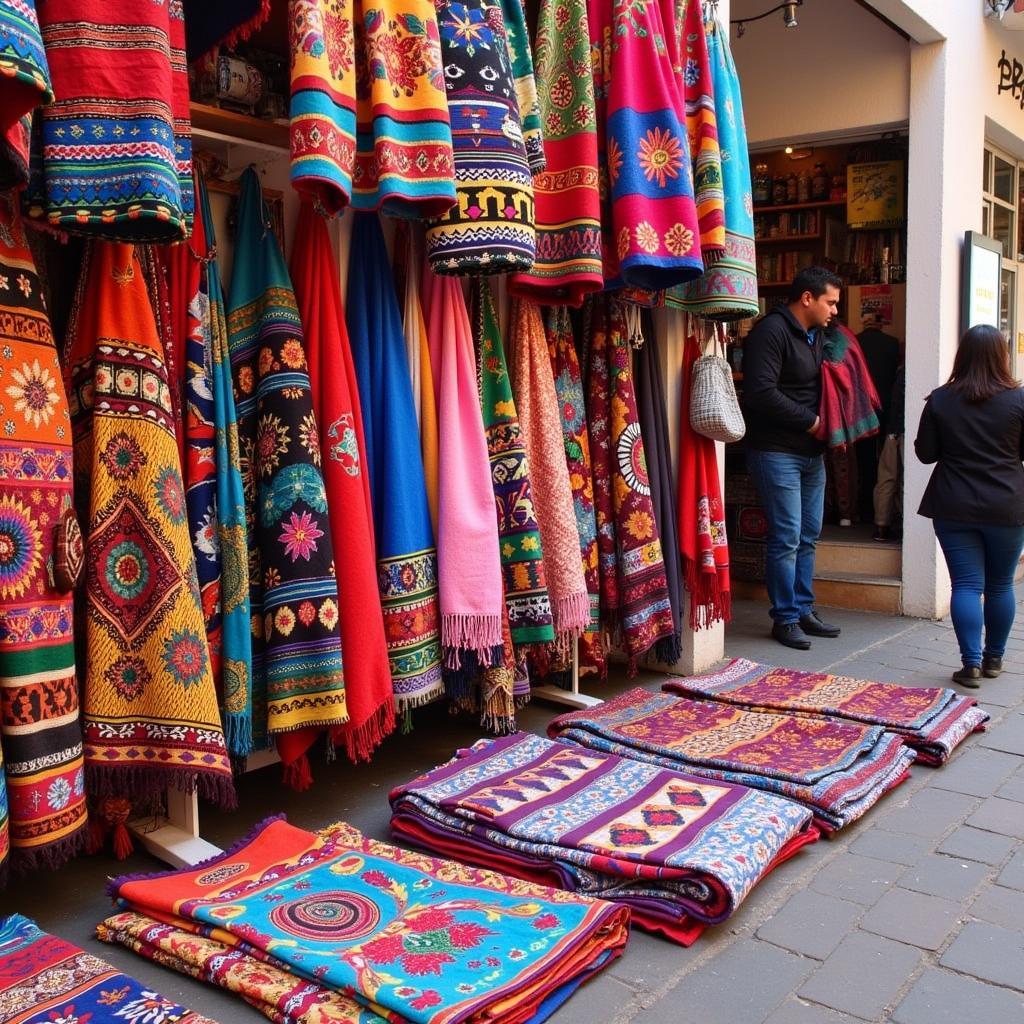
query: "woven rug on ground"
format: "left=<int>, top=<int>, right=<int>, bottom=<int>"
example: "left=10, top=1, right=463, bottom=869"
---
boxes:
left=549, top=688, right=915, bottom=831
left=390, top=732, right=817, bottom=944
left=0, top=913, right=218, bottom=1024
left=109, top=815, right=629, bottom=1024
left=663, top=658, right=989, bottom=765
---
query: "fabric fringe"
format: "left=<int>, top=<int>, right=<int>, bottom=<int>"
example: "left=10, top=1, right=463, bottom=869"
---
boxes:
left=10, top=821, right=87, bottom=876
left=654, top=632, right=683, bottom=666
left=224, top=714, right=254, bottom=760
left=281, top=755, right=313, bottom=793
left=85, top=765, right=238, bottom=812
left=337, top=698, right=397, bottom=764
left=441, top=613, right=503, bottom=659
left=401, top=706, right=415, bottom=734
left=684, top=558, right=732, bottom=631
left=395, top=684, right=446, bottom=716
left=550, top=591, right=591, bottom=636
left=192, top=0, right=272, bottom=65
left=443, top=649, right=481, bottom=702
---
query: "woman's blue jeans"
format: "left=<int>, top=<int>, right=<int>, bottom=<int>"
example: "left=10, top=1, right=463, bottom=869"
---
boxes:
left=934, top=518, right=1024, bottom=667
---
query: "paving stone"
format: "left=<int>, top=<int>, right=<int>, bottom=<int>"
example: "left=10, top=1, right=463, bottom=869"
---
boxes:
left=999, top=848, right=1024, bottom=890
left=877, top=787, right=978, bottom=839
left=965, top=677, right=1022, bottom=707
left=965, top=796, right=1024, bottom=839
left=969, top=883, right=1024, bottom=930
left=849, top=828, right=935, bottom=866
left=606, top=927, right=702, bottom=991
left=897, top=853, right=989, bottom=902
left=996, top=767, right=1024, bottom=802
left=809, top=853, right=904, bottom=906
left=859, top=886, right=962, bottom=950
left=936, top=826, right=1017, bottom=865
left=930, top=748, right=1019, bottom=797
left=649, top=938, right=814, bottom=1024
left=892, top=967, right=1024, bottom=1024
left=761, top=997, right=862, bottom=1024
left=547, top=974, right=637, bottom=1024
left=939, top=921, right=1024, bottom=991
left=798, top=931, right=922, bottom=1020
left=978, top=712, right=1024, bottom=756
left=756, top=890, right=863, bottom=960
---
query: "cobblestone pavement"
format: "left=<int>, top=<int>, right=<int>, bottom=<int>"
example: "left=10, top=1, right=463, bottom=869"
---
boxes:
left=5, top=596, right=1023, bottom=1023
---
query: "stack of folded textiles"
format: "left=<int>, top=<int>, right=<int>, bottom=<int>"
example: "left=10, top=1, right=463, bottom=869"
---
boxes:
left=389, top=733, right=818, bottom=945
left=663, top=659, right=989, bottom=765
left=101, top=815, right=629, bottom=1024
left=548, top=689, right=916, bottom=832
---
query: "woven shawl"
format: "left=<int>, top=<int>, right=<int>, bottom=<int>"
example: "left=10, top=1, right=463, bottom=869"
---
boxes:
left=0, top=0, right=51, bottom=188
left=677, top=329, right=730, bottom=628
left=291, top=201, right=395, bottom=762
left=30, top=0, right=193, bottom=240
left=227, top=168, right=348, bottom=766
left=348, top=213, right=443, bottom=713
left=421, top=264, right=504, bottom=663
left=499, top=0, right=544, bottom=174
left=818, top=323, right=881, bottom=448
left=66, top=241, right=234, bottom=808
left=510, top=300, right=589, bottom=639
left=0, top=196, right=87, bottom=875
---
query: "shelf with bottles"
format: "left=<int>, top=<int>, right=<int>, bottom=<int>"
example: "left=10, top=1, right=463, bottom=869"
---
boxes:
left=754, top=207, right=831, bottom=243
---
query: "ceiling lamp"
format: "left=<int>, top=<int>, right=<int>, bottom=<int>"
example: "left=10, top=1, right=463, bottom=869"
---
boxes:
left=734, top=0, right=804, bottom=37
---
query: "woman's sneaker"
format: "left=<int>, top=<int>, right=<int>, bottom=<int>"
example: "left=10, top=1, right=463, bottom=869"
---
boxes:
left=982, top=657, right=1003, bottom=679
left=952, top=666, right=981, bottom=688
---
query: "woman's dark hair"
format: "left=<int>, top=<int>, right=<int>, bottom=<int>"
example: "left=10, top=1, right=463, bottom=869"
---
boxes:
left=947, top=324, right=1019, bottom=402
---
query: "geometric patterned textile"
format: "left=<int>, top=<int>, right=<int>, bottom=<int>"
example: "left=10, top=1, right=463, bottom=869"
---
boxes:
left=0, top=0, right=51, bottom=188
left=499, top=0, right=544, bottom=174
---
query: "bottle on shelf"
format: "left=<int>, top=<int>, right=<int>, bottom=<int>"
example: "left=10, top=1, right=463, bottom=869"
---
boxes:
left=786, top=172, right=798, bottom=204
left=812, top=162, right=829, bottom=201
left=772, top=175, right=788, bottom=205
left=797, top=169, right=811, bottom=204
left=753, top=162, right=771, bottom=204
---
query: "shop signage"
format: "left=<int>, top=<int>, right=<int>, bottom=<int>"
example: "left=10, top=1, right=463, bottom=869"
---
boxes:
left=961, top=231, right=1002, bottom=334
left=846, top=161, right=904, bottom=228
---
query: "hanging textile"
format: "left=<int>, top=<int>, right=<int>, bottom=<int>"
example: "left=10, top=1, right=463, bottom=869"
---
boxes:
left=65, top=240, right=234, bottom=808
left=0, top=196, right=87, bottom=876
left=545, top=305, right=605, bottom=676
left=291, top=201, right=395, bottom=762
left=348, top=214, right=443, bottom=713
left=510, top=300, right=589, bottom=639
left=181, top=0, right=271, bottom=61
left=499, top=0, right=544, bottom=174
left=226, top=167, right=348, bottom=773
left=677, top=328, right=731, bottom=628
left=507, top=0, right=600, bottom=304
left=635, top=319, right=683, bottom=664
left=668, top=16, right=758, bottom=319
left=818, top=323, right=882, bottom=448
left=30, top=1, right=193, bottom=240
left=421, top=265, right=504, bottom=663
left=425, top=0, right=535, bottom=275
left=0, top=0, right=51, bottom=188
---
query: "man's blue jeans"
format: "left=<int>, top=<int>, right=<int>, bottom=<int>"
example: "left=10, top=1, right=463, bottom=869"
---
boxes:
left=747, top=450, right=826, bottom=625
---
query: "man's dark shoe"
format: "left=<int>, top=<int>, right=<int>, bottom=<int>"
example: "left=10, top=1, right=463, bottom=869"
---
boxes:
left=952, top=665, right=981, bottom=688
left=799, top=611, right=841, bottom=638
left=772, top=622, right=812, bottom=650
left=982, top=656, right=1003, bottom=678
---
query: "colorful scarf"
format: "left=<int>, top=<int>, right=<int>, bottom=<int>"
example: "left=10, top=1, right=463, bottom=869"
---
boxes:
left=0, top=0, right=51, bottom=188
left=499, top=0, right=544, bottom=174
left=348, top=214, right=443, bottom=713
left=421, top=265, right=504, bottom=663
left=677, top=327, right=730, bottom=629
left=66, top=241, right=234, bottom=809
left=110, top=816, right=629, bottom=1024
left=291, top=201, right=395, bottom=763
left=549, top=688, right=916, bottom=832
left=29, top=1, right=192, bottom=240
left=663, top=658, right=991, bottom=766
left=475, top=279, right=554, bottom=650
left=508, top=0, right=600, bottom=304
left=0, top=197, right=86, bottom=876
left=818, top=323, right=882, bottom=448
left=391, top=732, right=817, bottom=944
left=0, top=915, right=218, bottom=1024
left=426, top=0, right=535, bottom=275
left=668, top=17, right=758, bottom=319
left=510, top=300, right=589, bottom=639
left=182, top=0, right=271, bottom=60
left=227, top=168, right=348, bottom=767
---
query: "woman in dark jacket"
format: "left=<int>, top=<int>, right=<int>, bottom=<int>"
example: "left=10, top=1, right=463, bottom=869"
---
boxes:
left=915, top=324, right=1024, bottom=687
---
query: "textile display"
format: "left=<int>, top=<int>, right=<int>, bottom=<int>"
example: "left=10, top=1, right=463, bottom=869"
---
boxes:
left=508, top=0, right=601, bottom=304
left=669, top=18, right=759, bottom=320
left=0, top=914, right=218, bottom=1024
left=425, top=0, right=535, bottom=275
left=109, top=815, right=630, bottom=1024
left=181, top=0, right=271, bottom=61
left=663, top=658, right=990, bottom=765
left=510, top=301, right=589, bottom=640
left=30, top=1, right=193, bottom=240
left=549, top=688, right=916, bottom=832
left=291, top=201, right=395, bottom=763
left=677, top=328, right=731, bottom=629
left=499, top=0, right=544, bottom=174
left=817, top=323, right=882, bottom=449
left=391, top=732, right=817, bottom=944
left=348, top=214, right=443, bottom=713
left=65, top=239, right=234, bottom=807
left=0, top=0, right=51, bottom=188
left=0, top=196, right=86, bottom=874
left=475, top=279, right=554, bottom=651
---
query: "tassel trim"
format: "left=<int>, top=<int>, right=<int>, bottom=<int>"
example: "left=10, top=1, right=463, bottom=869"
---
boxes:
left=684, top=558, right=732, bottom=631
left=192, top=0, right=272, bottom=64
left=550, top=591, right=590, bottom=636
left=9, top=819, right=87, bottom=876
left=223, top=712, right=254, bottom=759
left=85, top=763, right=238, bottom=812
left=441, top=613, right=503, bottom=661
left=332, top=698, right=397, bottom=764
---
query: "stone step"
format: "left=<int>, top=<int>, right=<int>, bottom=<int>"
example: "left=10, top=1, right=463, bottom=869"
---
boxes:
left=733, top=570, right=902, bottom=615
left=815, top=536, right=902, bottom=578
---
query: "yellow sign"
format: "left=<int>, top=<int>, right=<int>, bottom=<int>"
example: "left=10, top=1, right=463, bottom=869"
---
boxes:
left=847, top=160, right=905, bottom=228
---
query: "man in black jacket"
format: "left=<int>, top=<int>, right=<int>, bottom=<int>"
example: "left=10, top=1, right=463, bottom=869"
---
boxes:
left=743, top=267, right=844, bottom=650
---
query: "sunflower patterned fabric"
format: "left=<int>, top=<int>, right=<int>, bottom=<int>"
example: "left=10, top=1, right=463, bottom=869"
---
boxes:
left=0, top=0, right=51, bottom=188
left=64, top=240, right=234, bottom=809
left=227, top=168, right=348, bottom=766
left=0, top=196, right=86, bottom=878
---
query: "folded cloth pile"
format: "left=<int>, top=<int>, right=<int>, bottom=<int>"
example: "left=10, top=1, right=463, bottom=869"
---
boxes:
left=0, top=913, right=216, bottom=1024
left=548, top=689, right=915, bottom=832
left=389, top=733, right=818, bottom=945
left=105, top=816, right=628, bottom=1024
left=662, top=659, right=988, bottom=765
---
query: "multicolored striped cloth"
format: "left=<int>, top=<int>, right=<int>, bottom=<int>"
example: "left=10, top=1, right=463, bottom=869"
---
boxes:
left=499, top=0, right=544, bottom=174
left=0, top=0, right=51, bottom=188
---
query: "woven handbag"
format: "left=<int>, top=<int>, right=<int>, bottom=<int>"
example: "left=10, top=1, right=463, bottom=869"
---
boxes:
left=689, top=325, right=746, bottom=443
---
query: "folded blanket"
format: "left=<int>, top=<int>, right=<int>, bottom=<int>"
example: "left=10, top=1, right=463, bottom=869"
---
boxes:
left=549, top=688, right=915, bottom=831
left=108, top=816, right=628, bottom=1024
left=663, top=658, right=988, bottom=765
left=390, top=732, right=818, bottom=944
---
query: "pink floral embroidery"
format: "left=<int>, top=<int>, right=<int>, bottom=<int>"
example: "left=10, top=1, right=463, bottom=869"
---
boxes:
left=279, top=510, right=325, bottom=561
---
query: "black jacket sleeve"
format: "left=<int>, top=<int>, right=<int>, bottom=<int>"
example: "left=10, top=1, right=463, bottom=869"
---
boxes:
left=742, top=328, right=818, bottom=431
left=914, top=394, right=939, bottom=464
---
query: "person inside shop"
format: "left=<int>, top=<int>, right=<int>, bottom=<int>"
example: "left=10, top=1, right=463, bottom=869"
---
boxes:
left=873, top=363, right=905, bottom=541
left=742, top=266, right=844, bottom=651
left=914, top=323, right=1024, bottom=687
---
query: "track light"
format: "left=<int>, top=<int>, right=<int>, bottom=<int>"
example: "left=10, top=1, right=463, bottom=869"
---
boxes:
left=783, top=1, right=799, bottom=27
left=732, top=1, right=803, bottom=38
